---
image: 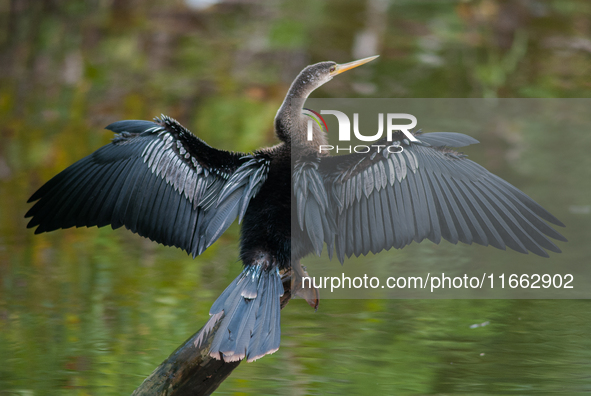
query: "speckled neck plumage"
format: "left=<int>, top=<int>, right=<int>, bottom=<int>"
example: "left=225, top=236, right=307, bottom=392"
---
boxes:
left=274, top=67, right=331, bottom=152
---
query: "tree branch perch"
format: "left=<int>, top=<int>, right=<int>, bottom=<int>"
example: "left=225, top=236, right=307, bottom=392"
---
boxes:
left=131, top=269, right=296, bottom=396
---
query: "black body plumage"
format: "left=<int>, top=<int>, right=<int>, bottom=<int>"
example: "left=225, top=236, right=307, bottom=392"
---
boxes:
left=25, top=59, right=566, bottom=363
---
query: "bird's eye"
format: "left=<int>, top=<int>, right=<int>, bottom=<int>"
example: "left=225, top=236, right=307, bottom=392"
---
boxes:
left=329, top=66, right=336, bottom=73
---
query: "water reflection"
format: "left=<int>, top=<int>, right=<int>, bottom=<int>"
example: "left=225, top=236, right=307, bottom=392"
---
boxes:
left=1, top=1, right=591, bottom=395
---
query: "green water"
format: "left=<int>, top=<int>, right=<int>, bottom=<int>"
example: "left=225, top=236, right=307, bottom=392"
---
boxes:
left=1, top=1, right=591, bottom=394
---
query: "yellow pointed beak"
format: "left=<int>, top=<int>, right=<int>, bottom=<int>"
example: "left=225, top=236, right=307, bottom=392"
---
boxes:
left=330, top=55, right=379, bottom=76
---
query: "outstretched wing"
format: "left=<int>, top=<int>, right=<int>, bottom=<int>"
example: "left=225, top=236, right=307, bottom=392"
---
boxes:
left=319, top=131, right=566, bottom=262
left=26, top=116, right=270, bottom=257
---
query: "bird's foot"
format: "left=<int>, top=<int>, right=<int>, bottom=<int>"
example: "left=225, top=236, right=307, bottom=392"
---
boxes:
left=291, top=262, right=319, bottom=311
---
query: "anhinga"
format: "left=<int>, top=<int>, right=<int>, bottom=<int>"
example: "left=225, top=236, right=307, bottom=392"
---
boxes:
left=26, top=56, right=566, bottom=363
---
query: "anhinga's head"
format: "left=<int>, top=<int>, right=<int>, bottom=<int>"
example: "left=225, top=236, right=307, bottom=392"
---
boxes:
left=276, top=55, right=379, bottom=148
left=286, top=56, right=379, bottom=99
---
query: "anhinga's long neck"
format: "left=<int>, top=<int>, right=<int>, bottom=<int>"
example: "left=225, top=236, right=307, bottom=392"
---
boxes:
left=274, top=57, right=378, bottom=152
left=274, top=69, right=329, bottom=151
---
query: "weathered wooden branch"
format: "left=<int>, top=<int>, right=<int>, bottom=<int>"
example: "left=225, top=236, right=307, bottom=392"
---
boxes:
left=131, top=269, right=296, bottom=396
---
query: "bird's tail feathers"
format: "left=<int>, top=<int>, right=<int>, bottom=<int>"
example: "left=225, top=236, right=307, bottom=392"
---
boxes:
left=208, top=264, right=284, bottom=362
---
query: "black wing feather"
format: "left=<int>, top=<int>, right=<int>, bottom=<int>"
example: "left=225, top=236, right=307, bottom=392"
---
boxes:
left=26, top=116, right=270, bottom=257
left=318, top=132, right=565, bottom=261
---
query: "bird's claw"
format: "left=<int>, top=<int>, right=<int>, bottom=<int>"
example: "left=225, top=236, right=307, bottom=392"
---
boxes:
left=292, top=261, right=319, bottom=311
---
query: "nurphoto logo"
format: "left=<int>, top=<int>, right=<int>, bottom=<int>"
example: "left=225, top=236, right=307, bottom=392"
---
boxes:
left=303, top=108, right=417, bottom=154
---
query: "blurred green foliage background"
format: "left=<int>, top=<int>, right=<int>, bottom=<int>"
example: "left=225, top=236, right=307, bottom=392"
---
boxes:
left=1, top=0, right=591, bottom=394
